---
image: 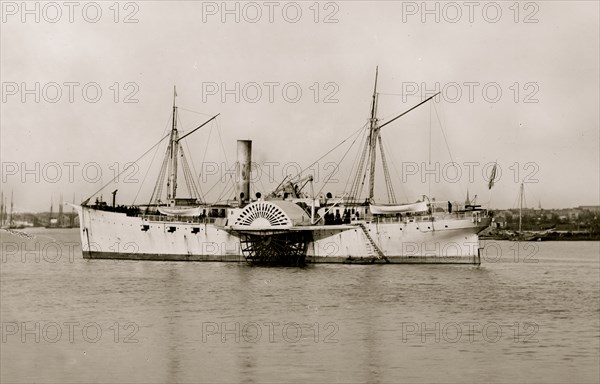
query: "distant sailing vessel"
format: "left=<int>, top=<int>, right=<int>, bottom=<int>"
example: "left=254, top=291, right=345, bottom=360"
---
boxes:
left=0, top=191, right=15, bottom=229
left=46, top=194, right=77, bottom=229
left=502, top=183, right=554, bottom=241
left=74, top=70, right=491, bottom=265
left=0, top=190, right=33, bottom=229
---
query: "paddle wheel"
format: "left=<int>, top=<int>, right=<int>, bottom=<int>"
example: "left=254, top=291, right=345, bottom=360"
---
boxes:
left=240, top=232, right=309, bottom=266
left=232, top=200, right=312, bottom=266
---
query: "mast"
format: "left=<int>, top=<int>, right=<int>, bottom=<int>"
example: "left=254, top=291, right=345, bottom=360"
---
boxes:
left=367, top=66, right=379, bottom=201
left=166, top=86, right=179, bottom=204
left=519, top=182, right=524, bottom=233
left=9, top=190, right=14, bottom=226
left=348, top=70, right=439, bottom=204
left=71, top=193, right=76, bottom=227
left=58, top=193, right=64, bottom=226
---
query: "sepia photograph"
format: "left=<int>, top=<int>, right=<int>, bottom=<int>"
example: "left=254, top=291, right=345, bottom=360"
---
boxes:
left=1, top=1, right=599, bottom=383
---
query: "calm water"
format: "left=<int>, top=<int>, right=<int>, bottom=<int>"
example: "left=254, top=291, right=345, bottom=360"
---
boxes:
left=1, top=228, right=599, bottom=383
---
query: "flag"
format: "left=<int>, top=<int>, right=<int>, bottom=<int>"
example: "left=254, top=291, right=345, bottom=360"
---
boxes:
left=488, top=163, right=497, bottom=190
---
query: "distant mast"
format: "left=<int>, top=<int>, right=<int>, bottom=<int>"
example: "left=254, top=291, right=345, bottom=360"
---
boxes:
left=9, top=190, right=14, bottom=226
left=58, top=194, right=64, bottom=226
left=519, top=182, right=524, bottom=233
left=166, top=86, right=179, bottom=205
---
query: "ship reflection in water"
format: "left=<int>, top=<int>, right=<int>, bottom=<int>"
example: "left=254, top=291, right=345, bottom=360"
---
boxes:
left=1, top=228, right=598, bottom=383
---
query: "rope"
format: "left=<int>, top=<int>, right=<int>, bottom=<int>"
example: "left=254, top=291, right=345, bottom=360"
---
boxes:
left=133, top=114, right=173, bottom=204
left=178, top=107, right=214, bottom=118
left=295, top=124, right=366, bottom=180
left=315, top=126, right=364, bottom=198
left=83, top=132, right=170, bottom=204
left=343, top=126, right=369, bottom=193
left=382, top=137, right=409, bottom=202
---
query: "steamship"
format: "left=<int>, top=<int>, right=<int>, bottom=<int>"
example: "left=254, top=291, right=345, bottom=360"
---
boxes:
left=74, top=70, right=491, bottom=265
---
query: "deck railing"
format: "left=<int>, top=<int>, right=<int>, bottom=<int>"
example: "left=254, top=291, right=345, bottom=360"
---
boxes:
left=138, top=214, right=220, bottom=224
left=370, top=211, right=487, bottom=224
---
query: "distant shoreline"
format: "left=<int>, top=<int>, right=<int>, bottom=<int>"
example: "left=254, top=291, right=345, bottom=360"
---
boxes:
left=481, top=231, right=600, bottom=241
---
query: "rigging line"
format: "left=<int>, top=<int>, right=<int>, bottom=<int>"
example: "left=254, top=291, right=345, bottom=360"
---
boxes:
left=150, top=145, right=171, bottom=206
left=146, top=112, right=176, bottom=206
left=214, top=175, right=234, bottom=204
left=177, top=107, right=215, bottom=117
left=83, top=132, right=171, bottom=204
left=213, top=119, right=232, bottom=200
left=377, top=92, right=423, bottom=98
left=344, top=127, right=369, bottom=193
left=165, top=138, right=174, bottom=199
left=429, top=101, right=432, bottom=165
left=316, top=126, right=364, bottom=198
left=432, top=102, right=468, bottom=196
left=203, top=172, right=232, bottom=199
left=379, top=92, right=440, bottom=130
left=348, top=129, right=370, bottom=200
left=429, top=101, right=432, bottom=197
left=349, top=140, right=369, bottom=202
left=432, top=102, right=455, bottom=164
left=201, top=124, right=214, bottom=167
left=178, top=112, right=210, bottom=201
left=186, top=161, right=201, bottom=201
left=357, top=149, right=371, bottom=200
left=177, top=114, right=220, bottom=142
left=133, top=114, right=174, bottom=204
left=215, top=119, right=230, bottom=166
left=180, top=151, right=192, bottom=197
left=349, top=142, right=367, bottom=199
left=382, top=137, right=409, bottom=202
left=270, top=175, right=290, bottom=197
left=197, top=123, right=214, bottom=200
left=296, top=123, right=367, bottom=182
left=178, top=145, right=197, bottom=200
left=256, top=169, right=268, bottom=197
left=157, top=150, right=170, bottom=203
left=378, top=135, right=397, bottom=204
left=182, top=136, right=205, bottom=200
left=376, top=99, right=428, bottom=122
left=177, top=113, right=205, bottom=200
left=187, top=154, right=203, bottom=201
left=512, top=188, right=520, bottom=209
left=176, top=112, right=192, bottom=198
left=344, top=129, right=364, bottom=193
left=134, top=140, right=163, bottom=205
left=225, top=179, right=237, bottom=202
left=348, top=133, right=370, bottom=200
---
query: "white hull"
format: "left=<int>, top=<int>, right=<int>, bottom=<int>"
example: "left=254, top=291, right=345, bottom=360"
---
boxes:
left=76, top=206, right=490, bottom=264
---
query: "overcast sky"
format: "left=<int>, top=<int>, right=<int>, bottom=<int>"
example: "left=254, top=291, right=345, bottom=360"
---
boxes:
left=1, top=1, right=598, bottom=212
